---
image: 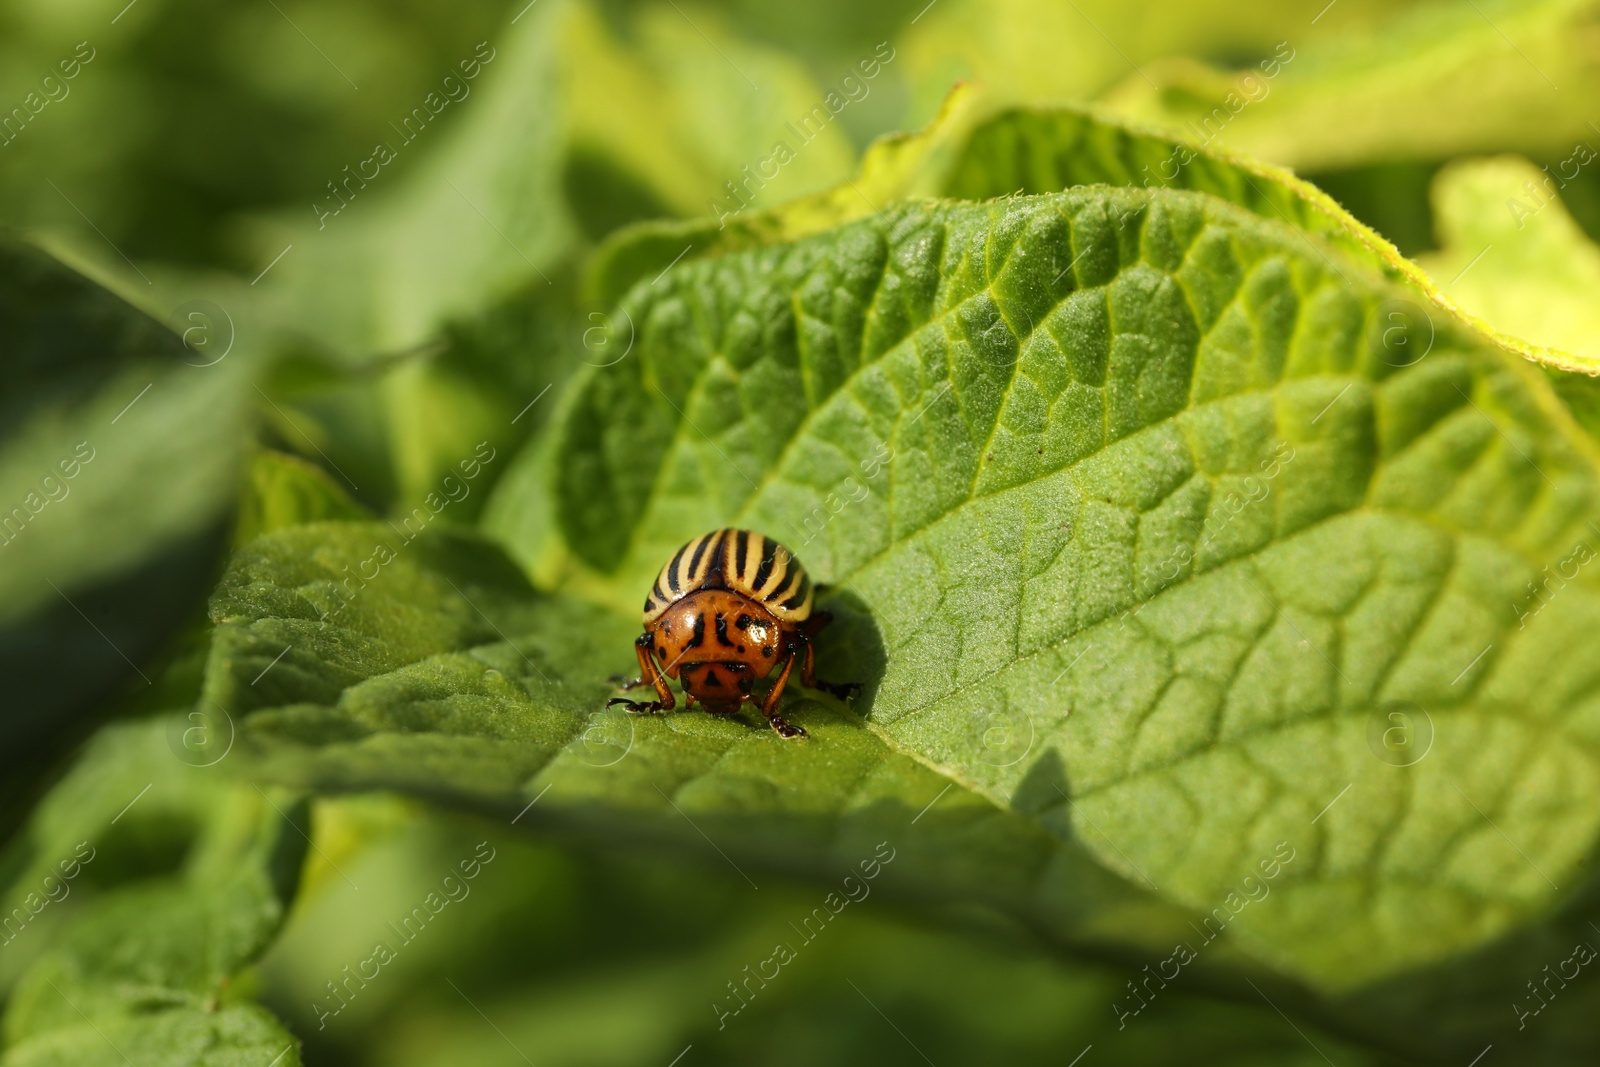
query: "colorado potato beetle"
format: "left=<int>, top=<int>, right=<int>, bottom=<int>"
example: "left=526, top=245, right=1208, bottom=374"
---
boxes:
left=608, top=528, right=860, bottom=738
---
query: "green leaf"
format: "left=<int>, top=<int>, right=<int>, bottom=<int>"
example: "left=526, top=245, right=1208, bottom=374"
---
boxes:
left=557, top=4, right=858, bottom=224
left=1097, top=0, right=1600, bottom=173
left=0, top=721, right=306, bottom=1067
left=198, top=88, right=1600, bottom=1064
left=202, top=522, right=1208, bottom=968
left=581, top=91, right=1600, bottom=390
left=581, top=85, right=991, bottom=307
left=259, top=802, right=1385, bottom=1067
left=926, top=103, right=1600, bottom=385
left=895, top=0, right=1419, bottom=128
left=383, top=280, right=577, bottom=524
left=340, top=0, right=841, bottom=331
left=583, top=91, right=1415, bottom=311
left=235, top=449, right=370, bottom=547
left=551, top=93, right=1479, bottom=569
left=1419, top=155, right=1600, bottom=367
left=0, top=0, right=512, bottom=273
left=0, top=1008, right=298, bottom=1067
left=1406, top=155, right=1600, bottom=467
left=0, top=236, right=252, bottom=812
left=250, top=0, right=859, bottom=510
left=513, top=181, right=1600, bottom=1002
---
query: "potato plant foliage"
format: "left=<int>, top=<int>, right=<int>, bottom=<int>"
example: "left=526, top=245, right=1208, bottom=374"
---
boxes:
left=8, top=1, right=1600, bottom=1064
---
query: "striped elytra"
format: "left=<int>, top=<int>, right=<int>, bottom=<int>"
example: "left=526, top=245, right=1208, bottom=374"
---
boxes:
left=642, top=528, right=813, bottom=625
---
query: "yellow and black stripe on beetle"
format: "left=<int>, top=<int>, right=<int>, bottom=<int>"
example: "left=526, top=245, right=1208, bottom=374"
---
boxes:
left=609, top=528, right=861, bottom=738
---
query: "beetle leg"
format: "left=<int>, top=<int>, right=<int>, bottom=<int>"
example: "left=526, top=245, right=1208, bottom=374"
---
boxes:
left=759, top=648, right=807, bottom=739
left=800, top=638, right=819, bottom=686
left=798, top=617, right=862, bottom=702
left=606, top=632, right=676, bottom=714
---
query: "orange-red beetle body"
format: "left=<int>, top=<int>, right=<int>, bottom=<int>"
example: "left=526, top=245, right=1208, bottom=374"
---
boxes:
left=608, top=528, right=858, bottom=738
